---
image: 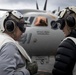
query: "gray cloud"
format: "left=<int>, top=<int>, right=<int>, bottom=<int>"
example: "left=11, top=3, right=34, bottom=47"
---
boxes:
left=0, top=0, right=75, bottom=11
left=47, top=0, right=76, bottom=10
left=0, top=0, right=36, bottom=4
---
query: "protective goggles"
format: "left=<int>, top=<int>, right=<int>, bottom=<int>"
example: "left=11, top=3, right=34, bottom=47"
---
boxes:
left=16, top=20, right=26, bottom=33
left=51, top=19, right=65, bottom=30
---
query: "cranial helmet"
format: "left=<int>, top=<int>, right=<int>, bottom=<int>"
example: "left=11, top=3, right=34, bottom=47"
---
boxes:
left=0, top=10, right=27, bottom=33
left=58, top=6, right=76, bottom=29
left=51, top=6, right=76, bottom=30
left=59, top=6, right=76, bottom=18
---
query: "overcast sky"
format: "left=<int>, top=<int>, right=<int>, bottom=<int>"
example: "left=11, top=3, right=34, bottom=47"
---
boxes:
left=0, top=0, right=76, bottom=16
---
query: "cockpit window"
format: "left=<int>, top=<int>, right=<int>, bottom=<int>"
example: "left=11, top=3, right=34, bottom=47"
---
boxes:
left=24, top=17, right=28, bottom=21
left=34, top=16, right=48, bottom=26
left=29, top=17, right=35, bottom=25
left=24, top=17, right=35, bottom=26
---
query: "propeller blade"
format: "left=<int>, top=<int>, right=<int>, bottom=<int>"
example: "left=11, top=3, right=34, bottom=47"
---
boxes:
left=43, top=0, right=47, bottom=10
left=36, top=0, right=39, bottom=10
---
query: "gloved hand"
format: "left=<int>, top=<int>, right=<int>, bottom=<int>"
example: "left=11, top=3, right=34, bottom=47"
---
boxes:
left=26, top=61, right=38, bottom=75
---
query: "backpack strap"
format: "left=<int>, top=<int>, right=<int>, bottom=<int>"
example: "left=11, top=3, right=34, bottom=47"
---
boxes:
left=61, top=37, right=76, bottom=44
left=0, top=33, right=32, bottom=63
left=14, top=42, right=32, bottom=63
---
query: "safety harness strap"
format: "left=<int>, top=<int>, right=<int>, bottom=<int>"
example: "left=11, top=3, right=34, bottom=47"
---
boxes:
left=61, top=37, right=76, bottom=75
left=0, top=33, right=32, bottom=63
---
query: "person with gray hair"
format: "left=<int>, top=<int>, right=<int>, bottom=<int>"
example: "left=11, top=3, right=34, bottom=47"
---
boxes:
left=0, top=10, right=38, bottom=75
left=51, top=6, right=76, bottom=75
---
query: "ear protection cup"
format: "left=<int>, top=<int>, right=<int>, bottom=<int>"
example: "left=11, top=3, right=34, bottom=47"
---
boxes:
left=51, top=18, right=65, bottom=30
left=4, top=20, right=16, bottom=32
left=66, top=16, right=75, bottom=27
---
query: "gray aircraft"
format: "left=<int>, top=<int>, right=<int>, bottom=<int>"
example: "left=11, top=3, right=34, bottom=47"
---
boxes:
left=19, top=11, right=64, bottom=74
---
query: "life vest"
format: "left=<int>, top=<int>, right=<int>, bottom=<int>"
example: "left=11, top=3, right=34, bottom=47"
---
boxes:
left=0, top=33, right=32, bottom=63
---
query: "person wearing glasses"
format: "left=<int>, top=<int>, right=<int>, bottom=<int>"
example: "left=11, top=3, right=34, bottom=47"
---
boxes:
left=51, top=6, right=76, bottom=75
left=0, top=10, right=38, bottom=75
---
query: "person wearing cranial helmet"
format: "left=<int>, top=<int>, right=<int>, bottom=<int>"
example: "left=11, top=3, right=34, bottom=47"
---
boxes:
left=34, top=16, right=48, bottom=26
left=0, top=10, right=38, bottom=75
left=52, top=6, right=76, bottom=75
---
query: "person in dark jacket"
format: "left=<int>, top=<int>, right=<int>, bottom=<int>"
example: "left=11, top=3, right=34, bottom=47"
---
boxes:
left=51, top=6, right=76, bottom=75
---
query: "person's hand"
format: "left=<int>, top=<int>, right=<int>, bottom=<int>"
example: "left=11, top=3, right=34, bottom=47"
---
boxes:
left=26, top=61, right=38, bottom=75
